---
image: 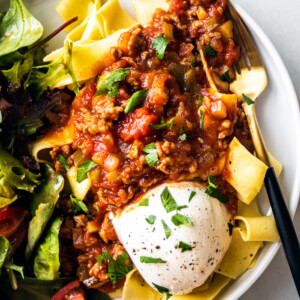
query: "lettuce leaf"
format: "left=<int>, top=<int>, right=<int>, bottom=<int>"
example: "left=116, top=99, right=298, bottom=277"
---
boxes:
left=33, top=216, right=62, bottom=280
left=0, top=0, right=43, bottom=56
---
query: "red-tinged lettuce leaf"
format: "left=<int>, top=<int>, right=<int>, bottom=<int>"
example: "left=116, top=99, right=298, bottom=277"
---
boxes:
left=25, top=164, right=64, bottom=259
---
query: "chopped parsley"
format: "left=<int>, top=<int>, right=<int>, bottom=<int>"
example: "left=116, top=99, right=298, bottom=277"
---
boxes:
left=93, top=204, right=100, bottom=212
left=192, top=83, right=203, bottom=107
left=228, top=222, right=234, bottom=236
left=124, top=89, right=149, bottom=113
left=152, top=34, right=169, bottom=60
left=140, top=256, right=167, bottom=263
left=161, top=219, right=171, bottom=239
left=190, top=57, right=195, bottom=69
left=96, top=68, right=129, bottom=97
left=189, top=191, right=196, bottom=202
left=178, top=241, right=193, bottom=252
left=57, top=155, right=69, bottom=171
left=160, top=186, right=178, bottom=213
left=97, top=252, right=133, bottom=284
left=179, top=126, right=187, bottom=141
left=152, top=283, right=172, bottom=299
left=177, top=205, right=188, bottom=211
left=220, top=70, right=232, bottom=83
left=143, top=143, right=159, bottom=166
left=205, top=175, right=229, bottom=203
left=200, top=109, right=204, bottom=131
left=77, top=160, right=98, bottom=183
left=70, top=194, right=89, bottom=214
left=171, top=213, right=191, bottom=227
left=203, top=43, right=217, bottom=56
left=242, top=93, right=255, bottom=105
left=146, top=215, right=157, bottom=224
left=139, top=198, right=149, bottom=206
left=149, top=117, right=174, bottom=130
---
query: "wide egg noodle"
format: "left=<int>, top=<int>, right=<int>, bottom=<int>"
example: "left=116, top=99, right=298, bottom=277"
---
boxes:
left=132, top=0, right=169, bottom=24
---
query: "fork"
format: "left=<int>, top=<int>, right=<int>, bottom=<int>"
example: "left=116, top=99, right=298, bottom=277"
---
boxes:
left=225, top=1, right=300, bottom=295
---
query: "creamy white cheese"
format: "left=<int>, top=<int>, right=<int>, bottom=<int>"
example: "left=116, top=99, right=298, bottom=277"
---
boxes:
left=111, top=181, right=232, bottom=295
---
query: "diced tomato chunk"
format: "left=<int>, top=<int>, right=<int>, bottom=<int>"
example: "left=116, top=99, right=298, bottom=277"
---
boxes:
left=72, top=82, right=97, bottom=111
left=120, top=107, right=158, bottom=142
left=52, top=280, right=85, bottom=300
left=169, top=0, right=184, bottom=15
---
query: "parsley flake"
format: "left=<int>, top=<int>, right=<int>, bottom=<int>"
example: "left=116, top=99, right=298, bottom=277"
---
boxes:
left=171, top=213, right=191, bottom=227
left=160, top=186, right=178, bottom=213
left=139, top=198, right=149, bottom=206
left=205, top=175, right=229, bottom=203
left=93, top=204, right=100, bottom=212
left=77, top=160, right=98, bottom=183
left=146, top=215, right=157, bottom=224
left=192, top=83, right=203, bottom=107
left=149, top=117, right=174, bottom=130
left=96, top=68, right=129, bottom=97
left=124, top=89, right=149, bottom=113
left=200, top=109, right=204, bottom=131
left=57, top=155, right=69, bottom=171
left=190, top=57, right=195, bottom=69
left=203, top=43, right=217, bottom=56
left=152, top=34, right=169, bottom=60
left=161, top=220, right=171, bottom=239
left=140, top=256, right=167, bottom=263
left=242, top=93, right=255, bottom=105
left=70, top=194, right=89, bottom=214
left=179, top=126, right=187, bottom=141
left=97, top=252, right=133, bottom=284
left=152, top=283, right=172, bottom=299
left=143, top=143, right=159, bottom=166
left=189, top=191, right=196, bottom=202
left=178, top=241, right=193, bottom=252
left=228, top=222, right=234, bottom=236
left=220, top=70, right=232, bottom=83
left=177, top=205, right=188, bottom=211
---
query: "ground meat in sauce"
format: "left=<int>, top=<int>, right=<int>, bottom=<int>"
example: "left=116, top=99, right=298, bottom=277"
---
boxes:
left=52, top=0, right=251, bottom=292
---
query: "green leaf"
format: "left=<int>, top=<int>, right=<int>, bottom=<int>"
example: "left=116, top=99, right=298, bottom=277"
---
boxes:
left=143, top=143, right=159, bottom=167
left=203, top=43, right=217, bottom=56
left=149, top=117, right=174, bottom=130
left=190, top=57, right=195, bottom=69
left=33, top=216, right=62, bottom=280
left=220, top=70, right=232, bottom=83
left=189, top=191, right=196, bottom=202
left=178, top=241, right=193, bottom=252
left=152, top=34, right=169, bottom=60
left=146, top=215, right=156, bottom=224
left=179, top=126, right=187, bottom=141
left=97, top=252, right=133, bottom=284
left=160, top=186, right=178, bottom=213
left=152, top=283, right=172, bottom=299
left=93, top=204, right=100, bottom=212
left=192, top=83, right=203, bottom=107
left=0, top=175, right=18, bottom=208
left=124, top=89, right=149, bottom=113
left=200, top=109, right=204, bottom=131
left=70, top=194, right=89, bottom=214
left=0, top=0, right=43, bottom=56
left=66, top=41, right=80, bottom=95
left=177, top=205, right=188, bottom=211
left=140, top=256, right=166, bottom=263
left=161, top=220, right=171, bottom=239
left=205, top=175, right=229, bottom=203
left=139, top=198, right=149, bottom=206
left=242, top=93, right=255, bottom=105
left=228, top=222, right=234, bottom=236
left=25, top=164, right=64, bottom=259
left=57, top=155, right=70, bottom=171
left=77, top=160, right=98, bottom=183
left=171, top=213, right=191, bottom=227
left=96, top=68, right=129, bottom=97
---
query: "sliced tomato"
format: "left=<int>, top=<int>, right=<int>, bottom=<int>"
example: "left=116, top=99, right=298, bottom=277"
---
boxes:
left=52, top=280, right=85, bottom=300
left=0, top=206, right=29, bottom=250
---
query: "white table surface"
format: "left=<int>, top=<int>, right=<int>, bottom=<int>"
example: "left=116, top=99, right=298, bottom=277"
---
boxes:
left=236, top=0, right=300, bottom=299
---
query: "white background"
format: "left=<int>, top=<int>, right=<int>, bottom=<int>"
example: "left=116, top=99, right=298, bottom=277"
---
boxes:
left=237, top=0, right=300, bottom=299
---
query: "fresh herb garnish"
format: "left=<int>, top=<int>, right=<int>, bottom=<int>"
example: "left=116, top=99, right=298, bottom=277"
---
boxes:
left=220, top=70, right=232, bottom=83
left=178, top=241, right=193, bottom=252
left=177, top=205, right=188, bottom=211
left=242, top=93, right=255, bottom=105
left=140, top=256, right=167, bottom=263
left=146, top=215, right=157, bottom=224
left=228, top=222, right=234, bottom=236
left=77, top=160, right=98, bottom=183
left=203, top=43, right=217, bottom=56
left=96, top=68, right=129, bottom=97
left=190, top=57, right=195, bottom=69
left=149, top=117, right=174, bottom=130
left=189, top=191, right=196, bottom=202
left=152, top=283, right=172, bottom=299
left=57, top=155, right=69, bottom=171
left=161, top=186, right=178, bottom=213
left=171, top=213, right=191, bottom=227
left=124, top=89, right=149, bottom=113
left=200, top=109, right=204, bottom=130
left=152, top=34, right=169, bottom=60
left=139, top=198, right=149, bottom=206
left=93, top=204, right=100, bottom=212
left=205, top=175, right=229, bottom=203
left=143, top=143, right=159, bottom=167
left=70, top=194, right=89, bottom=214
left=179, top=126, right=187, bottom=141
left=66, top=41, right=80, bottom=95
left=192, top=83, right=203, bottom=107
left=161, top=220, right=171, bottom=239
left=97, top=252, right=133, bottom=284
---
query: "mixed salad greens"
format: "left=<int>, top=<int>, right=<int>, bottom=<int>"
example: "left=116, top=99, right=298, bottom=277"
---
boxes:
left=0, top=1, right=108, bottom=299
